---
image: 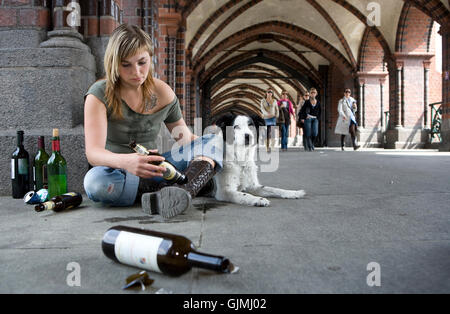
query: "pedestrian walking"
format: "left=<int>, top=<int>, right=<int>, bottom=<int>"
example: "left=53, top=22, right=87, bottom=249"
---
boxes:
left=334, top=88, right=360, bottom=151
left=277, top=91, right=295, bottom=151
left=298, top=88, right=321, bottom=151
left=260, top=89, right=279, bottom=152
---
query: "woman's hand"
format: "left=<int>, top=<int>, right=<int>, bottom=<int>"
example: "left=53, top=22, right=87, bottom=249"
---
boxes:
left=122, top=153, right=167, bottom=179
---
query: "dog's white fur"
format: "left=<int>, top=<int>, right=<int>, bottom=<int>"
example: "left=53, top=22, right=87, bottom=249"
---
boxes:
left=212, top=115, right=306, bottom=206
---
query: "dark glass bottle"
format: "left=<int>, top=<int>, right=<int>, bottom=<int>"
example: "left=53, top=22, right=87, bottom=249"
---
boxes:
left=11, top=130, right=30, bottom=198
left=35, top=192, right=82, bottom=212
left=47, top=128, right=67, bottom=198
left=33, top=136, right=49, bottom=191
left=102, top=225, right=231, bottom=277
left=129, top=140, right=188, bottom=184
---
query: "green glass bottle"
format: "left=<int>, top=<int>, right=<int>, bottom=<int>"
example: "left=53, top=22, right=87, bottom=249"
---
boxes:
left=33, top=136, right=49, bottom=191
left=47, top=129, right=67, bottom=198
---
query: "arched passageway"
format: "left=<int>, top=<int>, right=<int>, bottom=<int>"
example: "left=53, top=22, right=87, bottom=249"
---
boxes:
left=178, top=0, right=448, bottom=149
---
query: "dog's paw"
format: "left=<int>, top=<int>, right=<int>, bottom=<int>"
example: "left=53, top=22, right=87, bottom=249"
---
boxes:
left=253, top=197, right=270, bottom=207
left=282, top=190, right=306, bottom=199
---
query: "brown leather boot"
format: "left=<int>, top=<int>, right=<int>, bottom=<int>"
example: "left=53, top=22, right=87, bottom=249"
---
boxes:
left=141, top=160, right=215, bottom=219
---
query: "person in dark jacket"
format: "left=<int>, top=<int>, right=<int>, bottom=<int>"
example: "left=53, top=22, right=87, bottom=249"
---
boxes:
left=277, top=91, right=294, bottom=151
left=299, top=88, right=321, bottom=151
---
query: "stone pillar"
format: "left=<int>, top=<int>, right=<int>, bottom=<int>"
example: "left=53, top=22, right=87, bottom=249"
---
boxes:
left=439, top=23, right=450, bottom=151
left=356, top=72, right=388, bottom=147
left=0, top=0, right=96, bottom=195
left=423, top=60, right=431, bottom=128
left=386, top=54, right=433, bottom=148
left=157, top=9, right=181, bottom=85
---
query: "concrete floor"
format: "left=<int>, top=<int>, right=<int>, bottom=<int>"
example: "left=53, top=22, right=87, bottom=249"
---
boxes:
left=1, top=147, right=450, bottom=294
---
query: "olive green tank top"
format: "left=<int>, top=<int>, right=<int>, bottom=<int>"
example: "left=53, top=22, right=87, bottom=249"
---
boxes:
left=85, top=80, right=182, bottom=153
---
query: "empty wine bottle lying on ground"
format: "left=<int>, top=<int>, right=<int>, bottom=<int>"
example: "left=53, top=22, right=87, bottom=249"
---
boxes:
left=35, top=192, right=82, bottom=212
left=129, top=140, right=188, bottom=184
left=102, top=225, right=238, bottom=276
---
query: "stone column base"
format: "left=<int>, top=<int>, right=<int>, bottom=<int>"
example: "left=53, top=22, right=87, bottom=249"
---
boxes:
left=385, top=127, right=429, bottom=149
left=357, top=127, right=384, bottom=148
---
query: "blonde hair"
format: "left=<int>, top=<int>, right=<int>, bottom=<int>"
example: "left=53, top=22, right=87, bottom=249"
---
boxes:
left=104, top=24, right=155, bottom=119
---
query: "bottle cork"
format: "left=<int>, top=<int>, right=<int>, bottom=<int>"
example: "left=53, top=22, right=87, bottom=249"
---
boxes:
left=52, top=128, right=59, bottom=137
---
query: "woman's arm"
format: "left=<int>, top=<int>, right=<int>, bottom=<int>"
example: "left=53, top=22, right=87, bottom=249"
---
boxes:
left=166, top=118, right=198, bottom=145
left=84, top=94, right=165, bottom=178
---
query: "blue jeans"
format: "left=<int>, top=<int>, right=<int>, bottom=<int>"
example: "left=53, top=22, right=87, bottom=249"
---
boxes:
left=304, top=118, right=319, bottom=138
left=280, top=124, right=288, bottom=149
left=83, top=134, right=223, bottom=206
left=304, top=118, right=319, bottom=150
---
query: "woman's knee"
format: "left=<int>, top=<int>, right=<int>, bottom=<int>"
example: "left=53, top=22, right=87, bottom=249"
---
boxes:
left=83, top=167, right=123, bottom=202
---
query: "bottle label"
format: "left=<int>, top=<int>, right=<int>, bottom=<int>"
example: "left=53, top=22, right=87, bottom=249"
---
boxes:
left=11, top=159, right=15, bottom=179
left=114, top=231, right=163, bottom=273
left=160, top=161, right=176, bottom=180
left=42, top=201, right=55, bottom=211
left=18, top=159, right=28, bottom=175
left=63, top=192, right=77, bottom=197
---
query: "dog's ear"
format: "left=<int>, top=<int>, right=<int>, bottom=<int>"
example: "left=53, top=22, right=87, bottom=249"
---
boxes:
left=250, top=114, right=266, bottom=127
left=213, top=112, right=235, bottom=129
left=213, top=112, right=235, bottom=142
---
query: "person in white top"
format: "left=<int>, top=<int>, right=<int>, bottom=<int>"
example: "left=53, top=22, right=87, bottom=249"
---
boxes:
left=260, top=89, right=279, bottom=152
left=334, top=88, right=360, bottom=150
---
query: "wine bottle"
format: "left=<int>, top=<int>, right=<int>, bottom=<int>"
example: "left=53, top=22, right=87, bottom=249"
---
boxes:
left=11, top=130, right=30, bottom=198
left=35, top=192, right=82, bottom=212
left=47, top=128, right=67, bottom=198
left=129, top=140, right=188, bottom=184
left=33, top=136, right=49, bottom=191
left=102, top=225, right=232, bottom=276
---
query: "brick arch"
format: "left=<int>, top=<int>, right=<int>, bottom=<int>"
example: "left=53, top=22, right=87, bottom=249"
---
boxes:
left=200, top=49, right=321, bottom=89
left=358, top=27, right=386, bottom=72
left=212, top=84, right=267, bottom=101
left=211, top=90, right=261, bottom=108
left=201, top=33, right=322, bottom=86
left=193, top=21, right=354, bottom=77
left=212, top=101, right=262, bottom=117
left=330, top=0, right=391, bottom=58
left=404, top=0, right=450, bottom=25
left=211, top=65, right=306, bottom=96
left=305, top=0, right=357, bottom=68
left=188, top=0, right=263, bottom=62
left=395, top=2, right=434, bottom=53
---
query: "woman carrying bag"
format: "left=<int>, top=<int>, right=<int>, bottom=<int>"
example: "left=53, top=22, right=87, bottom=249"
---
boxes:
left=334, top=88, right=360, bottom=151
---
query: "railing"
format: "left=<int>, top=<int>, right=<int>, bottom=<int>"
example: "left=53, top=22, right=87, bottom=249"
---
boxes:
left=429, top=102, right=442, bottom=142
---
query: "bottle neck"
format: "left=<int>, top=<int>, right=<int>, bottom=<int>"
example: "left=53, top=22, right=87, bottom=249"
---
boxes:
left=38, top=136, right=45, bottom=150
left=52, top=137, right=60, bottom=152
left=17, top=132, right=24, bottom=147
left=187, top=251, right=230, bottom=273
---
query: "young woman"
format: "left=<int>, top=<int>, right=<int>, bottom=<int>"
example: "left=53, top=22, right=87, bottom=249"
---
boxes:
left=334, top=88, right=360, bottom=150
left=260, top=89, right=279, bottom=152
left=83, top=24, right=222, bottom=218
left=299, top=88, right=321, bottom=151
left=277, top=91, right=295, bottom=151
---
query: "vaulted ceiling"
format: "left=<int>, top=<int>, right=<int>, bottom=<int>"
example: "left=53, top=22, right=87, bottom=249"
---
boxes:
left=182, top=0, right=449, bottom=116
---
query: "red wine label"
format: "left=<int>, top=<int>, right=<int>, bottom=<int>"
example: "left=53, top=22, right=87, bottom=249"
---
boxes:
left=114, top=231, right=163, bottom=273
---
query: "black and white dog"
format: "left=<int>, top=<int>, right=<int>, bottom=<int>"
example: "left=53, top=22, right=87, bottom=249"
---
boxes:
left=211, top=112, right=305, bottom=207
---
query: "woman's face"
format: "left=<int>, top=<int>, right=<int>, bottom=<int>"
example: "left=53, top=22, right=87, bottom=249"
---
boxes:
left=266, top=90, right=273, bottom=97
left=310, top=90, right=317, bottom=98
left=118, top=49, right=151, bottom=87
left=303, top=93, right=310, bottom=100
left=344, top=89, right=351, bottom=97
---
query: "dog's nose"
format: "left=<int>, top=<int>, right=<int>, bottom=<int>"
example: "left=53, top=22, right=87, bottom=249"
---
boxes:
left=245, top=134, right=251, bottom=145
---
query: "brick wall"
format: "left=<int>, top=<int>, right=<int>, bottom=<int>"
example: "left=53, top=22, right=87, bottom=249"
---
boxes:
left=0, top=0, right=49, bottom=29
